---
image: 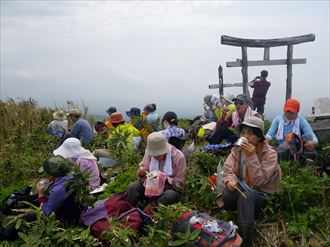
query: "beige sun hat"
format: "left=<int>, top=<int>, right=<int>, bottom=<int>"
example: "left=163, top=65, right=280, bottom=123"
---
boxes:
left=53, top=110, right=66, bottom=120
left=66, top=108, right=81, bottom=117
left=145, top=132, right=170, bottom=156
left=238, top=116, right=264, bottom=133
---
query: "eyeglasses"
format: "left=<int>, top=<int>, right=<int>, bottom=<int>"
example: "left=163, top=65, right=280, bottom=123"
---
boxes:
left=234, top=101, right=245, bottom=106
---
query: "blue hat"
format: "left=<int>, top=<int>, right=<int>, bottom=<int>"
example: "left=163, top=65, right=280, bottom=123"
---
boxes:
left=106, top=107, right=117, bottom=115
left=232, top=94, right=250, bottom=103
left=126, top=107, right=141, bottom=117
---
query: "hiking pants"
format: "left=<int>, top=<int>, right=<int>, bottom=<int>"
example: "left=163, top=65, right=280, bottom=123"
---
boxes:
left=222, top=188, right=266, bottom=247
left=208, top=125, right=238, bottom=145
left=252, top=102, right=265, bottom=115
left=126, top=181, right=180, bottom=207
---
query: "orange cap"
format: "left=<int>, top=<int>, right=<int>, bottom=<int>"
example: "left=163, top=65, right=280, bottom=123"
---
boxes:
left=283, top=98, right=300, bottom=113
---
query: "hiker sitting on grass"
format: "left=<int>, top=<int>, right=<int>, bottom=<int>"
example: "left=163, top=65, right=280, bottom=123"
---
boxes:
left=93, top=113, right=141, bottom=159
left=126, top=107, right=143, bottom=130
left=46, top=110, right=68, bottom=139
left=53, top=137, right=100, bottom=189
left=266, top=98, right=318, bottom=162
left=221, top=116, right=281, bottom=247
left=202, top=94, right=221, bottom=122
left=161, top=111, right=185, bottom=141
left=36, top=156, right=83, bottom=225
left=104, top=106, right=117, bottom=129
left=61, top=108, right=94, bottom=146
left=143, top=103, right=160, bottom=123
left=126, top=132, right=186, bottom=211
left=209, top=94, right=261, bottom=145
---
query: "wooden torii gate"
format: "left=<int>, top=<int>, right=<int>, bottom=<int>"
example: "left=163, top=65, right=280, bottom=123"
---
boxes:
left=209, top=34, right=315, bottom=100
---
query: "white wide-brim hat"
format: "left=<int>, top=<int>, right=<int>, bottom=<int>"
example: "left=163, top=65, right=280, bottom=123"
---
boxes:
left=53, top=137, right=96, bottom=160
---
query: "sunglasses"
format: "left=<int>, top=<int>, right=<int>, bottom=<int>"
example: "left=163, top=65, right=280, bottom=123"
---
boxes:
left=234, top=101, right=245, bottom=106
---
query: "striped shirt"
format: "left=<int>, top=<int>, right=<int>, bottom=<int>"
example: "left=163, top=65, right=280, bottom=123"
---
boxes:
left=162, top=125, right=185, bottom=141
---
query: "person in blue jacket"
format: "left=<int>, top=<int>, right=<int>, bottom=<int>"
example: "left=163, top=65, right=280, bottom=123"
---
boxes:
left=61, top=108, right=94, bottom=146
left=266, top=98, right=318, bottom=162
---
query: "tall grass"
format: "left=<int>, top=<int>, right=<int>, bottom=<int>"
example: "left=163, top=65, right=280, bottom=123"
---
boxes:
left=0, top=99, right=55, bottom=188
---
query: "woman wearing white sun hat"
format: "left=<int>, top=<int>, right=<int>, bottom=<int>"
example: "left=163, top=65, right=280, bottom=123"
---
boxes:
left=54, top=137, right=100, bottom=189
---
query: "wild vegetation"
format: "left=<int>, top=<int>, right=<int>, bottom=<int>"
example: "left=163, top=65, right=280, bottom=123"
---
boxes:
left=0, top=99, right=329, bottom=247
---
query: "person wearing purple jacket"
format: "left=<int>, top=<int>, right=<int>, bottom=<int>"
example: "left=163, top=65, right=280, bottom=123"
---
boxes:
left=36, top=156, right=82, bottom=225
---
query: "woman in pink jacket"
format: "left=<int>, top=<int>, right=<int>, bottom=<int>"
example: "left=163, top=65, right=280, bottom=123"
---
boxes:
left=126, top=132, right=186, bottom=208
left=222, top=116, right=281, bottom=247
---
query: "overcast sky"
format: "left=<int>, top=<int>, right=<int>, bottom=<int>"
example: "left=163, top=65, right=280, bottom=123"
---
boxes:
left=1, top=0, right=329, bottom=120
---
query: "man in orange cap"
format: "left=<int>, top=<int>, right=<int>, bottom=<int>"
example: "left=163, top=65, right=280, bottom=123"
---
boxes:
left=266, top=98, right=318, bottom=162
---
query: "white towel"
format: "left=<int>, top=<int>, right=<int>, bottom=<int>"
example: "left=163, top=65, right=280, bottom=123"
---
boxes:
left=149, top=149, right=173, bottom=176
left=231, top=106, right=256, bottom=128
left=276, top=116, right=301, bottom=140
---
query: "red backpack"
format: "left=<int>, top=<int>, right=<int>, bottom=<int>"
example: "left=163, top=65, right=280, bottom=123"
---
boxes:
left=81, top=192, right=151, bottom=238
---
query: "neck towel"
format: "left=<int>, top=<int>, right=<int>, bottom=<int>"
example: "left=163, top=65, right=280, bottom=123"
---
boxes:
left=149, top=148, right=173, bottom=176
left=232, top=106, right=256, bottom=128
left=276, top=116, right=301, bottom=140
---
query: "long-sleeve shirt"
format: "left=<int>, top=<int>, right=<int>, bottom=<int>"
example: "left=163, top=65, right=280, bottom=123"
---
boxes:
left=146, top=112, right=160, bottom=123
left=223, top=143, right=281, bottom=194
left=71, top=157, right=100, bottom=188
left=70, top=118, right=94, bottom=143
left=138, top=145, right=186, bottom=187
left=266, top=115, right=318, bottom=144
left=41, top=175, right=72, bottom=215
left=46, top=119, right=68, bottom=139
left=161, top=125, right=185, bottom=141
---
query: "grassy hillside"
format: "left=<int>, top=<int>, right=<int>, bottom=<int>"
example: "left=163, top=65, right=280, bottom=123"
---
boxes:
left=0, top=99, right=329, bottom=247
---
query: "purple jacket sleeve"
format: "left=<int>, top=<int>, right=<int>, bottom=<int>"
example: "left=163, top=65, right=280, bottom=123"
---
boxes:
left=41, top=179, right=67, bottom=215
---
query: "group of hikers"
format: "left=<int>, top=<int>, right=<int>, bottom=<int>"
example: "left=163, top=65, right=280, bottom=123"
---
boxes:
left=1, top=72, right=320, bottom=246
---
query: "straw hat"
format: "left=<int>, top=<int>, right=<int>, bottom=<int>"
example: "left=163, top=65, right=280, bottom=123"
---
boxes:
left=53, top=110, right=66, bottom=120
left=67, top=108, right=81, bottom=117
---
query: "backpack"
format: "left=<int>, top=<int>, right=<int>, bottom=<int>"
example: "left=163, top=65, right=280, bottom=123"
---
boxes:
left=277, top=133, right=303, bottom=161
left=173, top=210, right=242, bottom=247
left=2, top=186, right=38, bottom=215
left=81, top=192, right=152, bottom=238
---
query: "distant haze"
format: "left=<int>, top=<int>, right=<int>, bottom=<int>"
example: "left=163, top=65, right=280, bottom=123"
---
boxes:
left=1, top=1, right=329, bottom=121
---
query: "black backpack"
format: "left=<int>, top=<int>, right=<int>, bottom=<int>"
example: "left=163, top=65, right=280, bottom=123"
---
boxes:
left=2, top=186, right=38, bottom=215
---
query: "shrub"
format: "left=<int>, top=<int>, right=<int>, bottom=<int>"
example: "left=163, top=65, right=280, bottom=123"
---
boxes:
left=190, top=152, right=220, bottom=176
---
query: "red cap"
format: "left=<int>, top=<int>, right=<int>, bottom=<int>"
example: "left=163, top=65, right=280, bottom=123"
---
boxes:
left=109, top=113, right=125, bottom=124
left=283, top=98, right=300, bottom=113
